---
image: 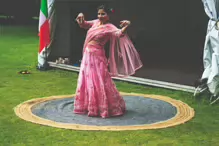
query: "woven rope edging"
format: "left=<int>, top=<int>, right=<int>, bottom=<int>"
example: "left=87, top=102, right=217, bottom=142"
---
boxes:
left=14, top=92, right=195, bottom=131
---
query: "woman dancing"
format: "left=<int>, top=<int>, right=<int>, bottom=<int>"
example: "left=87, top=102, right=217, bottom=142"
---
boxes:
left=73, top=5, right=143, bottom=118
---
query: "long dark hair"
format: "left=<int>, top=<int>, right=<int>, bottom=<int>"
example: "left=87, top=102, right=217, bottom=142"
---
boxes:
left=97, top=5, right=114, bottom=15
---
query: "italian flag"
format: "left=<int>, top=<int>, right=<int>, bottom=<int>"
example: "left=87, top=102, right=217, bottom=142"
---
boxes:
left=38, top=0, right=50, bottom=68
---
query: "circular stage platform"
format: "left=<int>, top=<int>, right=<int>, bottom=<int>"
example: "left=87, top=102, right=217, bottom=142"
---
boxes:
left=14, top=92, right=194, bottom=131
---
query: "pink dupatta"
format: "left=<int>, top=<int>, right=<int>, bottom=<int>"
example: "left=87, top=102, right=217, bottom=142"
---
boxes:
left=81, top=19, right=143, bottom=77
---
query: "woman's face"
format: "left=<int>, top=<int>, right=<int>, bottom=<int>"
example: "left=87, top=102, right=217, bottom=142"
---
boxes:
left=98, top=9, right=109, bottom=23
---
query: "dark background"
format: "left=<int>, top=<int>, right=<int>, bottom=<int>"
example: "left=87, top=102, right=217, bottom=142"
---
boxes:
left=0, top=0, right=209, bottom=86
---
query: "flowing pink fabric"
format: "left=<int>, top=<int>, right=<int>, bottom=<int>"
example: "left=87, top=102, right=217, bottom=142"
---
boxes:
left=73, top=19, right=142, bottom=118
left=81, top=19, right=143, bottom=77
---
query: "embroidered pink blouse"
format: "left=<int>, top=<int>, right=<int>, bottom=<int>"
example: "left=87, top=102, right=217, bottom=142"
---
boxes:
left=79, top=20, right=123, bottom=46
left=78, top=19, right=143, bottom=77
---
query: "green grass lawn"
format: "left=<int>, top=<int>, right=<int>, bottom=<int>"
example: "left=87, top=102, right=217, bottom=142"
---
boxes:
left=0, top=25, right=219, bottom=146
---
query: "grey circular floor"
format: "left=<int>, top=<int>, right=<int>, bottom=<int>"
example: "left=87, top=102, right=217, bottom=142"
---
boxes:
left=32, top=96, right=177, bottom=126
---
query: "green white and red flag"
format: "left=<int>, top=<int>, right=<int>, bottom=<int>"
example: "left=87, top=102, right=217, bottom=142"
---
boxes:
left=38, top=0, right=50, bottom=68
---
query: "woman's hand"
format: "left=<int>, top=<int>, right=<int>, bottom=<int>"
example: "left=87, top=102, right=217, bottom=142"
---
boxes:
left=76, top=13, right=84, bottom=24
left=120, top=20, right=131, bottom=34
left=120, top=20, right=131, bottom=28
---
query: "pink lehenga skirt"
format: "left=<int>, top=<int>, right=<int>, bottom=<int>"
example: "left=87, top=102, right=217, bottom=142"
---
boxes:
left=73, top=44, right=126, bottom=118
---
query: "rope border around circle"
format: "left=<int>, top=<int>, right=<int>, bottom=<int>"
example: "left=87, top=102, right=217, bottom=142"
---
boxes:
left=14, top=92, right=195, bottom=131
